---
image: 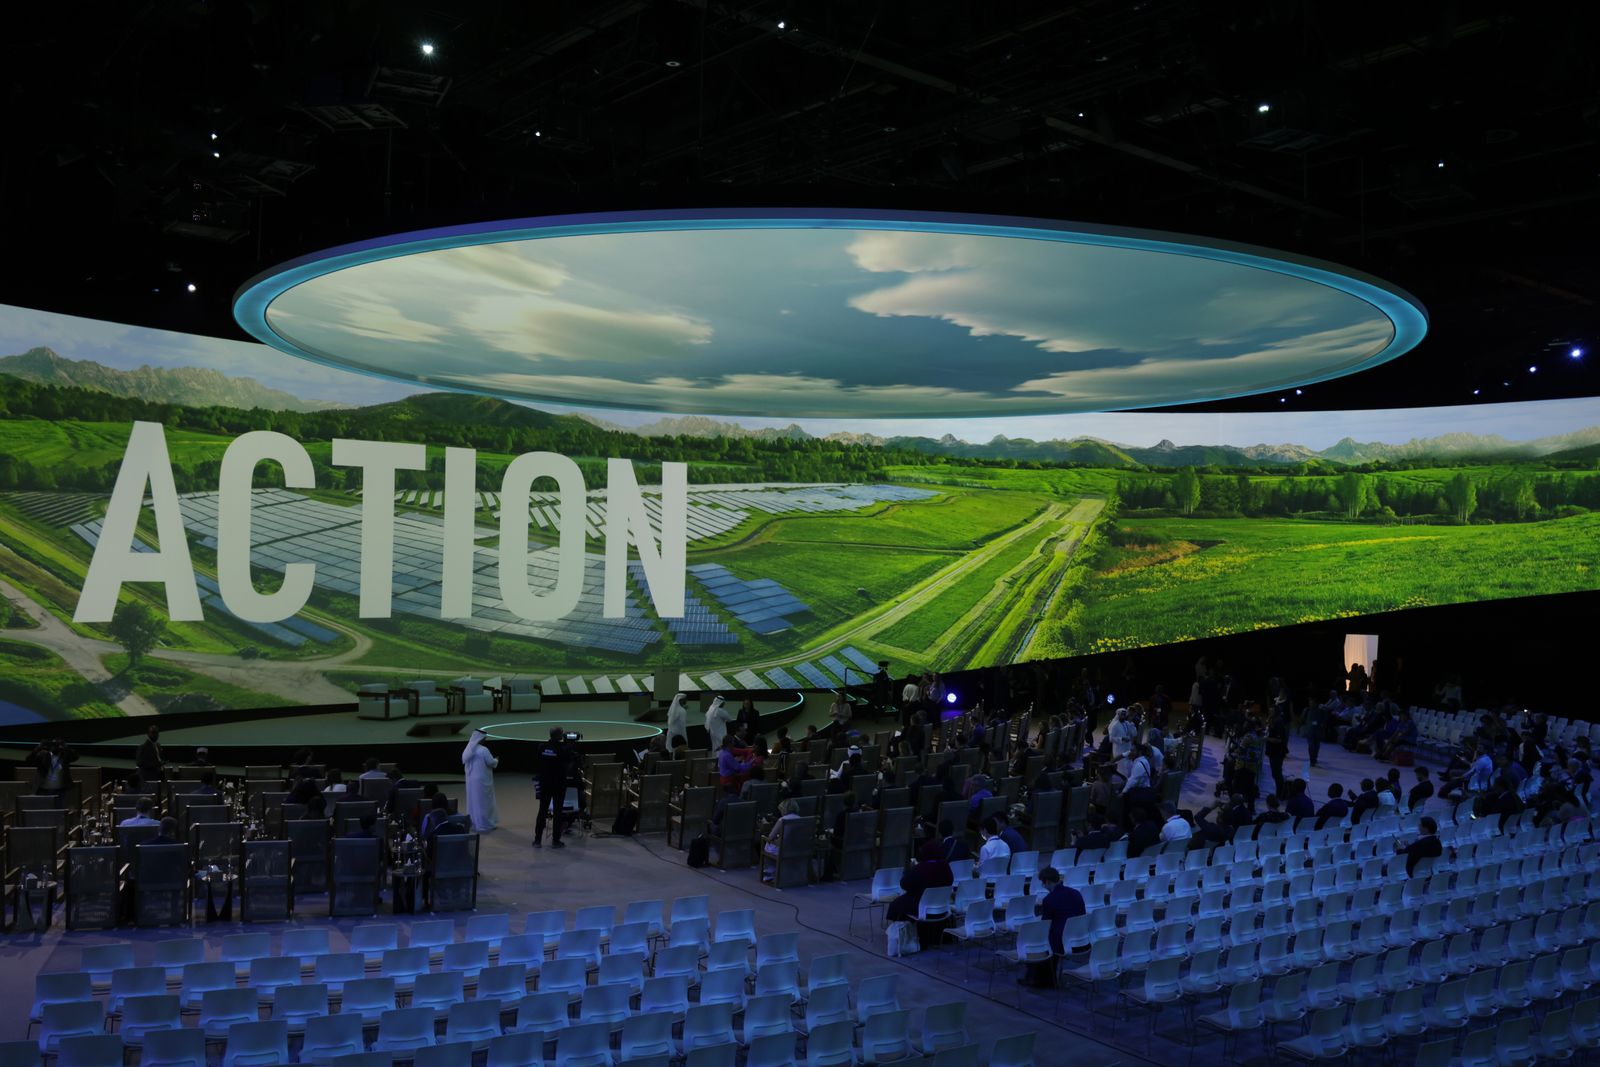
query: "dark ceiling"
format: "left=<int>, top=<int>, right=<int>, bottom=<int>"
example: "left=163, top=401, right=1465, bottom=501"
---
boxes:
left=4, top=0, right=1598, bottom=413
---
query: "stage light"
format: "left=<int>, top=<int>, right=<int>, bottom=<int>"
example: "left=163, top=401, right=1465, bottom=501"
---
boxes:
left=664, top=59, right=681, bottom=67
left=1572, top=347, right=1585, bottom=359
left=211, top=151, right=220, bottom=159
left=1280, top=397, right=1287, bottom=403
left=1473, top=388, right=1481, bottom=395
left=1295, top=388, right=1303, bottom=395
left=776, top=19, right=785, bottom=29
left=1106, top=694, right=1115, bottom=705
left=1529, top=365, right=1538, bottom=373
left=533, top=130, right=542, bottom=138
left=1436, top=160, right=1445, bottom=168
left=945, top=692, right=957, bottom=705
left=186, top=283, right=197, bottom=293
left=420, top=42, right=435, bottom=56
left=1257, top=102, right=1271, bottom=114
left=209, top=132, right=218, bottom=141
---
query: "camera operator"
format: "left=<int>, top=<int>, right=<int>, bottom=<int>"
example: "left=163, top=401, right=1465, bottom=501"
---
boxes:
left=533, top=727, right=569, bottom=850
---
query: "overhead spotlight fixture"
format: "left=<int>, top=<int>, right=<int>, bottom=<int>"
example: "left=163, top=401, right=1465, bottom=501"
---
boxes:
left=420, top=42, right=435, bottom=56
left=1472, top=388, right=1481, bottom=396
left=883, top=125, right=897, bottom=133
left=1436, top=160, right=1445, bottom=169
left=1571, top=347, right=1585, bottom=359
left=1257, top=102, right=1271, bottom=114
left=1529, top=365, right=1538, bottom=373
left=1076, top=112, right=1085, bottom=118
left=664, top=59, right=681, bottom=67
left=1503, top=380, right=1510, bottom=387
left=776, top=19, right=785, bottom=29
left=186, top=283, right=197, bottom=293
left=211, top=151, right=220, bottom=159
left=533, top=130, right=542, bottom=138
left=209, top=132, right=218, bottom=141
left=1295, top=388, right=1303, bottom=395
left=1279, top=397, right=1287, bottom=403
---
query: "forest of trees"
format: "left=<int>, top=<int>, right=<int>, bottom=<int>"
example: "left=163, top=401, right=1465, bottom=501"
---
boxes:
left=1116, top=466, right=1598, bottom=522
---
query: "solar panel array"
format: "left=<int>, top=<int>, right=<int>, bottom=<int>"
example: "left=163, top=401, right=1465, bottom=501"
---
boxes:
left=359, top=481, right=935, bottom=549
left=628, top=561, right=735, bottom=647
left=139, top=490, right=664, bottom=656
left=685, top=562, right=810, bottom=635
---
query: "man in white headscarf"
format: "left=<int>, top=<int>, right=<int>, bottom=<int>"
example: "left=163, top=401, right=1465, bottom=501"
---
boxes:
left=462, top=730, right=499, bottom=832
left=1109, top=707, right=1137, bottom=760
left=666, top=693, right=688, bottom=751
left=705, top=695, right=731, bottom=752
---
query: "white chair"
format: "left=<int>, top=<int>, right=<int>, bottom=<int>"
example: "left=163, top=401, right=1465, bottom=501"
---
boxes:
left=854, top=974, right=901, bottom=1024
left=640, top=976, right=690, bottom=1023
left=858, top=1009, right=912, bottom=1064
left=552, top=1022, right=611, bottom=1067
left=808, top=954, right=849, bottom=993
left=1276, top=1006, right=1348, bottom=1062
left=715, top=909, right=757, bottom=948
left=446, top=999, right=505, bottom=1049
left=141, top=1028, right=206, bottom=1067
left=579, top=984, right=631, bottom=1029
left=118, top=995, right=181, bottom=1047
left=413, top=973, right=467, bottom=1020
left=681, top=1004, right=736, bottom=1055
left=620, top=1013, right=676, bottom=1061
left=510, top=992, right=569, bottom=1039
left=270, top=983, right=328, bottom=1036
left=742, top=994, right=796, bottom=1043
left=1119, top=957, right=1183, bottom=1044
left=804, top=1021, right=856, bottom=1067
left=1196, top=979, right=1262, bottom=1060
left=989, top=1033, right=1036, bottom=1067
left=221, top=1021, right=289, bottom=1067
left=373, top=1008, right=438, bottom=1055
left=299, top=1017, right=364, bottom=1067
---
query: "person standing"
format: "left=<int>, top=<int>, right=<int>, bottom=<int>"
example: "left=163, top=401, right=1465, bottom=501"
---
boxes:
left=704, top=696, right=732, bottom=752
left=665, top=693, right=688, bottom=751
left=462, top=730, right=500, bottom=832
left=29, top=739, right=77, bottom=801
left=1266, top=709, right=1290, bottom=796
left=533, top=727, right=568, bottom=849
left=735, top=698, right=761, bottom=741
left=136, top=725, right=166, bottom=787
left=829, top=689, right=853, bottom=732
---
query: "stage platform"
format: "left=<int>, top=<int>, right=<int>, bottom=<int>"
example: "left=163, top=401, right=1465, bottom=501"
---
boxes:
left=0, top=694, right=806, bottom=775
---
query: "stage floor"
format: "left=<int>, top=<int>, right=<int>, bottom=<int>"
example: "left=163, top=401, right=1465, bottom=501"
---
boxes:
left=92, top=696, right=804, bottom=750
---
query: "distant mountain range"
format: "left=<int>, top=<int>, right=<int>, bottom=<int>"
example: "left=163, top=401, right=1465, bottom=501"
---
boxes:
left=581, top=411, right=1600, bottom=467
left=0, top=347, right=341, bottom=412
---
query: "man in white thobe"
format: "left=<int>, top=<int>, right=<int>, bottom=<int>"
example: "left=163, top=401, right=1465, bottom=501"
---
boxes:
left=705, top=696, right=732, bottom=752
left=462, top=730, right=499, bottom=832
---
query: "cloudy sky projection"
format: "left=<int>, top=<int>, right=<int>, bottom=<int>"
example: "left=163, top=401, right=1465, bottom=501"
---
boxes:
left=242, top=212, right=1426, bottom=417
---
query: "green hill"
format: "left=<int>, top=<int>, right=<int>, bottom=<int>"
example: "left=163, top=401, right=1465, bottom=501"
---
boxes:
left=0, top=347, right=338, bottom=412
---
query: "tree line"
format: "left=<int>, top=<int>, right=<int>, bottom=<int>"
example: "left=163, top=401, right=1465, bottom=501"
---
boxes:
left=1118, top=467, right=1600, bottom=522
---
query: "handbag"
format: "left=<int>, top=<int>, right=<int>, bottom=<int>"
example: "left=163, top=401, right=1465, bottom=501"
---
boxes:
left=886, top=920, right=921, bottom=957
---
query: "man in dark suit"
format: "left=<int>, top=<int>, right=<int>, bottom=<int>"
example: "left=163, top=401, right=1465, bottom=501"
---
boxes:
left=1285, top=780, right=1315, bottom=820
left=1315, top=783, right=1350, bottom=829
left=1408, top=768, right=1435, bottom=812
left=1027, top=866, right=1086, bottom=986
left=1397, top=816, right=1443, bottom=876
left=136, top=725, right=166, bottom=787
left=1127, top=808, right=1162, bottom=858
left=1071, top=823, right=1121, bottom=862
left=1350, top=779, right=1381, bottom=824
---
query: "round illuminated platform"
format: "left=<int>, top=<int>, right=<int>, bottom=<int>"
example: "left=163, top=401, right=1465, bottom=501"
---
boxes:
left=234, top=209, right=1426, bottom=418
left=480, top=719, right=662, bottom=745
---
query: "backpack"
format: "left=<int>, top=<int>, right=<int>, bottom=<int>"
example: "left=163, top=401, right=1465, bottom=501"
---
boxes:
left=687, top=834, right=710, bottom=868
left=611, top=807, right=638, bottom=836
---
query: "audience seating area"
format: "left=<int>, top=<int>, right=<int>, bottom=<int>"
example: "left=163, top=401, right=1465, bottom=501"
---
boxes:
left=12, top=897, right=1037, bottom=1067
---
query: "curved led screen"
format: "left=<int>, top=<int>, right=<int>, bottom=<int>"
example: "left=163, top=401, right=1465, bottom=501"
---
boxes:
left=0, top=301, right=1595, bottom=723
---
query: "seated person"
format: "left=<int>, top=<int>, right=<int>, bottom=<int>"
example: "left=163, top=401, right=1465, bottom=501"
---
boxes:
left=1254, top=794, right=1290, bottom=826
left=1315, top=783, right=1350, bottom=829
left=323, top=768, right=348, bottom=795
left=420, top=794, right=452, bottom=840
left=1071, top=822, right=1123, bottom=862
left=937, top=819, right=972, bottom=862
left=344, top=813, right=379, bottom=838
left=1408, top=767, right=1435, bottom=811
left=359, top=758, right=387, bottom=781
left=119, top=798, right=160, bottom=827
left=1395, top=816, right=1443, bottom=876
left=762, top=799, right=804, bottom=867
left=151, top=816, right=181, bottom=846
left=305, top=793, right=329, bottom=820
left=994, top=812, right=1028, bottom=855
left=977, top=817, right=1011, bottom=866
left=886, top=840, right=954, bottom=923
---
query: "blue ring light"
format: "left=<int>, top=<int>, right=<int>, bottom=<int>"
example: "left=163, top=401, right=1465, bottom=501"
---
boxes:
left=234, top=208, right=1427, bottom=417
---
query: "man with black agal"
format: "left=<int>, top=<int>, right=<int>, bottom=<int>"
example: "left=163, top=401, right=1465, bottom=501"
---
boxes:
left=533, top=726, right=568, bottom=850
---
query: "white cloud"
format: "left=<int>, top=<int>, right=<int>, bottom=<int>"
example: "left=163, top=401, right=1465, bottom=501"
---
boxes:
left=1012, top=319, right=1395, bottom=406
left=461, top=298, right=713, bottom=363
